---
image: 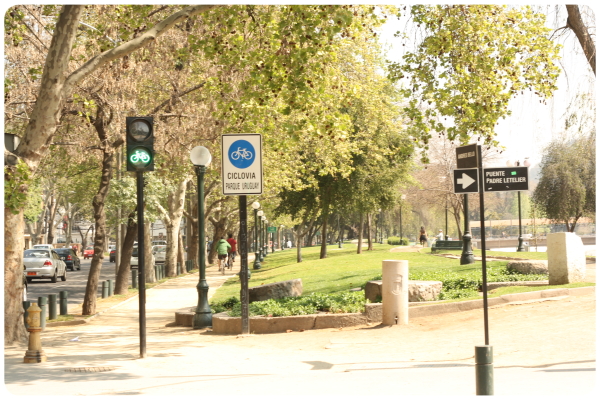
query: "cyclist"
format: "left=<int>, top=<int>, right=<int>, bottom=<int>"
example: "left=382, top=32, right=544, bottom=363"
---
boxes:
left=216, top=236, right=231, bottom=273
left=226, top=232, right=237, bottom=270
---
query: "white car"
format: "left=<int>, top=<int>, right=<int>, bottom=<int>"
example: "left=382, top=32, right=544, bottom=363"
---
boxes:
left=23, top=249, right=66, bottom=283
left=32, top=244, right=54, bottom=250
left=131, top=246, right=155, bottom=267
left=152, top=245, right=166, bottom=264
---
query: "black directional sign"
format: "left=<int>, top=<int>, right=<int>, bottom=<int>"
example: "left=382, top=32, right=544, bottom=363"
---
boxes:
left=456, top=144, right=478, bottom=169
left=483, top=167, right=529, bottom=192
left=453, top=168, right=479, bottom=193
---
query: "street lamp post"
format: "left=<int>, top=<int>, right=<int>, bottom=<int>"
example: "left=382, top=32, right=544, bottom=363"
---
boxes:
left=280, top=225, right=285, bottom=251
left=338, top=214, right=343, bottom=248
left=508, top=159, right=530, bottom=252
left=190, top=146, right=212, bottom=329
left=399, top=195, right=406, bottom=244
left=262, top=217, right=268, bottom=258
left=252, top=202, right=261, bottom=269
left=257, top=210, right=264, bottom=261
left=460, top=193, right=475, bottom=265
left=378, top=209, right=383, bottom=244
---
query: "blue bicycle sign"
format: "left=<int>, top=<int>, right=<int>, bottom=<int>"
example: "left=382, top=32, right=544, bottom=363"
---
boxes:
left=228, top=140, right=255, bottom=169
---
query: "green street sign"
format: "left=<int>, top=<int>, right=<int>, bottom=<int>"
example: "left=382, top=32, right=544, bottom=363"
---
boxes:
left=267, top=226, right=277, bottom=233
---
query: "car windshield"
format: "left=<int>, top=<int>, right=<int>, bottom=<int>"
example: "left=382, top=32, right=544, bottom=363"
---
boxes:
left=24, top=250, right=50, bottom=258
left=86, top=247, right=93, bottom=250
left=55, top=249, right=70, bottom=255
left=154, top=246, right=166, bottom=252
left=132, top=247, right=138, bottom=257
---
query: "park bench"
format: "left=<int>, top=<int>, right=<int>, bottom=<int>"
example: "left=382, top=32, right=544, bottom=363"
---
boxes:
left=431, top=240, right=463, bottom=253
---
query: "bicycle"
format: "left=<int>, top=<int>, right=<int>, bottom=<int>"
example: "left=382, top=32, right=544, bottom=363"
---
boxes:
left=230, top=147, right=253, bottom=161
left=226, top=251, right=235, bottom=270
left=131, top=150, right=151, bottom=164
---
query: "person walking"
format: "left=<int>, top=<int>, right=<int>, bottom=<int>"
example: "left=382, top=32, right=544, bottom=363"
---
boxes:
left=216, top=237, right=231, bottom=273
left=419, top=227, right=428, bottom=247
left=226, top=232, right=237, bottom=269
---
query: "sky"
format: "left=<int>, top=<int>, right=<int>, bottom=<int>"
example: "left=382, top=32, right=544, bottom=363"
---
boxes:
left=378, top=4, right=597, bottom=175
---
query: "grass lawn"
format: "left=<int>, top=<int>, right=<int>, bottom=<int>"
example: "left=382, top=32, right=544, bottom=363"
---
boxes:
left=211, top=243, right=513, bottom=303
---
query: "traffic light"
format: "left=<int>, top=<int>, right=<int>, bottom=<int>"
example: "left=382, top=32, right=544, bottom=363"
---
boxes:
left=126, top=117, right=154, bottom=172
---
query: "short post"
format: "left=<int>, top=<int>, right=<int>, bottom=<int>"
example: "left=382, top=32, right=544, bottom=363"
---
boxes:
left=59, top=291, right=68, bottom=315
left=23, top=303, right=47, bottom=363
left=23, top=301, right=31, bottom=329
left=131, top=270, right=138, bottom=289
left=107, top=280, right=114, bottom=297
left=381, top=260, right=409, bottom=326
left=177, top=262, right=182, bottom=275
left=48, top=294, right=57, bottom=320
left=475, top=345, right=494, bottom=395
left=154, top=265, right=159, bottom=280
left=37, top=296, right=47, bottom=330
left=102, top=281, right=108, bottom=298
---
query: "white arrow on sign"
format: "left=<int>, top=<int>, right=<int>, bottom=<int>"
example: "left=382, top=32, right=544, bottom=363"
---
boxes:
left=457, top=173, right=476, bottom=189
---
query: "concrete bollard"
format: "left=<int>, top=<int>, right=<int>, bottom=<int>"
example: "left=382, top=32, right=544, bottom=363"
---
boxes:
left=48, top=294, right=57, bottom=321
left=59, top=291, right=68, bottom=315
left=23, top=301, right=31, bottom=329
left=24, top=303, right=47, bottom=363
left=37, top=296, right=47, bottom=330
left=131, top=270, right=138, bottom=289
left=107, top=280, right=114, bottom=297
left=102, top=281, right=108, bottom=298
left=381, top=260, right=409, bottom=326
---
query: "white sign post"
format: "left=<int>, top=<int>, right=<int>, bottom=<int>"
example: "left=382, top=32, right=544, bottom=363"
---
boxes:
left=221, top=134, right=263, bottom=195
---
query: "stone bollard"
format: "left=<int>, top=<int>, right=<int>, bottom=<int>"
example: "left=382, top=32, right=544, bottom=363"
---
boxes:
left=107, top=280, right=114, bottom=297
left=102, top=281, right=109, bottom=298
left=381, top=260, right=409, bottom=326
left=547, top=232, right=586, bottom=284
left=24, top=303, right=47, bottom=363
left=131, top=271, right=138, bottom=289
left=37, top=296, right=47, bottom=330
left=59, top=291, right=68, bottom=315
left=48, top=294, right=57, bottom=321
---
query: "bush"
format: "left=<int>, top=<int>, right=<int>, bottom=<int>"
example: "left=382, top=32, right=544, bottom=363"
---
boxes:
left=363, top=265, right=547, bottom=300
left=211, top=291, right=367, bottom=317
left=387, top=236, right=409, bottom=245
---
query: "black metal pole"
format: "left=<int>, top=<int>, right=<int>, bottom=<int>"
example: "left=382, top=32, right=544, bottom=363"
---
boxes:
left=477, top=145, right=490, bottom=345
left=239, top=196, right=249, bottom=334
left=253, top=209, right=261, bottom=269
left=193, top=165, right=212, bottom=329
left=445, top=196, right=449, bottom=240
left=136, top=171, right=146, bottom=358
left=517, top=191, right=525, bottom=252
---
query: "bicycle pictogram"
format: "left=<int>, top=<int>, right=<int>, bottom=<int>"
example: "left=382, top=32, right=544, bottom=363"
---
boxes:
left=230, top=147, right=253, bottom=161
left=131, top=150, right=151, bottom=164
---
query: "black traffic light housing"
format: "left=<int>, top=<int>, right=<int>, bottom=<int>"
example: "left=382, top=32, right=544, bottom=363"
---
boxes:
left=126, top=116, right=154, bottom=172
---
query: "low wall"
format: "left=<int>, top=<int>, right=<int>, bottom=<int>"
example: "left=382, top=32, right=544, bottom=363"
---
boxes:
left=174, top=286, right=595, bottom=334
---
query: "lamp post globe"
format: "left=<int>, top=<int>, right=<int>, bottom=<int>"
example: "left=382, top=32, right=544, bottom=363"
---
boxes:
left=190, top=146, right=212, bottom=329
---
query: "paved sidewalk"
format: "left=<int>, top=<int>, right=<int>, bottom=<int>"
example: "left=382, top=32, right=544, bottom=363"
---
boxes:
left=3, top=254, right=597, bottom=397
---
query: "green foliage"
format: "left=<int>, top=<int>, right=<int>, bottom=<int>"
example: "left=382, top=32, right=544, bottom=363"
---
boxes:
left=533, top=133, right=595, bottom=231
left=389, top=5, right=561, bottom=159
left=387, top=236, right=409, bottom=245
left=211, top=291, right=367, bottom=317
left=4, top=159, right=32, bottom=215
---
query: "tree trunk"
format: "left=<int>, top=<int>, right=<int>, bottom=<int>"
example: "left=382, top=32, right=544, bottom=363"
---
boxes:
left=566, top=5, right=596, bottom=76
left=114, top=207, right=137, bottom=295
left=144, top=220, right=155, bottom=283
left=178, top=231, right=185, bottom=274
left=320, top=201, right=330, bottom=259
left=357, top=213, right=364, bottom=254
left=164, top=178, right=188, bottom=277
left=295, top=228, right=303, bottom=263
left=367, top=213, right=373, bottom=251
left=4, top=208, right=28, bottom=344
left=187, top=200, right=199, bottom=270
left=47, top=196, right=58, bottom=245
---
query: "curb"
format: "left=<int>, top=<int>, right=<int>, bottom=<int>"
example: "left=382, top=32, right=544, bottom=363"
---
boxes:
left=174, top=285, right=596, bottom=334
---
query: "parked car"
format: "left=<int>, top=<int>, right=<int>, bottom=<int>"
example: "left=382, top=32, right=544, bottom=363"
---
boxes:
left=83, top=246, right=94, bottom=259
left=32, top=244, right=54, bottom=250
left=152, top=245, right=166, bottom=264
left=131, top=246, right=155, bottom=267
left=152, top=240, right=167, bottom=247
left=23, top=249, right=67, bottom=283
left=54, top=248, right=81, bottom=271
left=109, top=249, right=116, bottom=262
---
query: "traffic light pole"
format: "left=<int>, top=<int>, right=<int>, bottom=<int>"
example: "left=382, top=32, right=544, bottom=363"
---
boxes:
left=136, top=171, right=147, bottom=358
left=239, top=196, right=250, bottom=335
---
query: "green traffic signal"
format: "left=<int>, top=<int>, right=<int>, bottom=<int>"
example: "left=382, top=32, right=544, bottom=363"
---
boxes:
left=129, top=148, right=152, bottom=168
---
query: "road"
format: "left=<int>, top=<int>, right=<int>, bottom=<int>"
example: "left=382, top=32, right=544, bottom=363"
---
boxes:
left=25, top=257, right=120, bottom=308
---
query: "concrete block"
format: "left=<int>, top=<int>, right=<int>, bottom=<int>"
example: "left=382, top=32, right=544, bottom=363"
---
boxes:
left=547, top=232, right=586, bottom=284
left=314, top=313, right=367, bottom=329
left=365, top=303, right=382, bottom=323
left=507, top=260, right=548, bottom=275
left=365, top=280, right=443, bottom=303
